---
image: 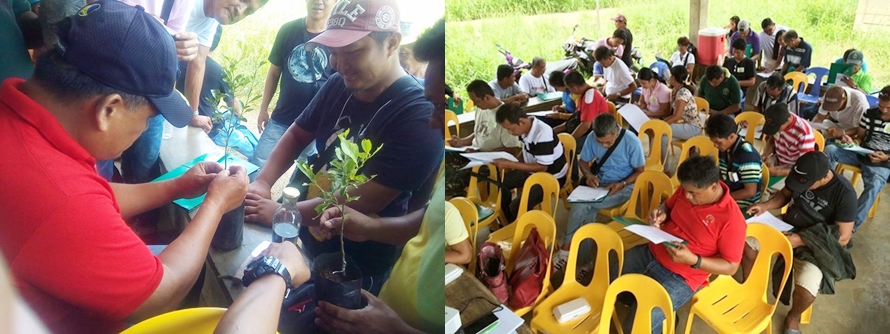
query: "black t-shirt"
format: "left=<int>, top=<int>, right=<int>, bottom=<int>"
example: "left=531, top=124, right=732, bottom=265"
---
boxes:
left=723, top=57, right=755, bottom=83
left=784, top=171, right=858, bottom=229
left=858, top=107, right=890, bottom=168
left=268, top=18, right=333, bottom=124
left=175, top=56, right=230, bottom=117
left=294, top=73, right=443, bottom=276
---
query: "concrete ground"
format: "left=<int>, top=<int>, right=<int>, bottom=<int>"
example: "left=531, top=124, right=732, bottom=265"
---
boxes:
left=476, top=136, right=890, bottom=334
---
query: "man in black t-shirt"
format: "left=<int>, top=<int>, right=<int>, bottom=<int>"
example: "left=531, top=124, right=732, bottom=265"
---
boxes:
left=724, top=38, right=756, bottom=97
left=746, top=152, right=856, bottom=333
left=250, top=0, right=335, bottom=167
left=825, top=86, right=890, bottom=231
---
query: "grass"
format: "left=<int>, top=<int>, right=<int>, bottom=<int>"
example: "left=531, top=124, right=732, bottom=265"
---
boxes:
left=446, top=0, right=619, bottom=22
left=446, top=0, right=890, bottom=95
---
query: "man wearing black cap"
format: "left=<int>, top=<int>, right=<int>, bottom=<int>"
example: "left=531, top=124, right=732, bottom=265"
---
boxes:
left=761, top=103, right=816, bottom=177
left=747, top=152, right=856, bottom=334
left=0, top=2, right=256, bottom=332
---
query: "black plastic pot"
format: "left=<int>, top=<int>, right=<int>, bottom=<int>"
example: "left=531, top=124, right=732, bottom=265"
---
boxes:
left=313, top=252, right=362, bottom=310
left=211, top=203, right=244, bottom=251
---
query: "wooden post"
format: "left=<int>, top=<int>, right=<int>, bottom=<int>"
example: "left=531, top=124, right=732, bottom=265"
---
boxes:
left=689, top=0, right=708, bottom=42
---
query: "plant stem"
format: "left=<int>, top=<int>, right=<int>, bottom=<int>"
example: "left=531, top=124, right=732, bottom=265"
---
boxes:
left=338, top=204, right=347, bottom=274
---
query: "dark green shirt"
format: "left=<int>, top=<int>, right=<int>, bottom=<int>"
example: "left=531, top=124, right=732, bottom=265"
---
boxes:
left=698, top=71, right=742, bottom=111
left=1, top=0, right=34, bottom=81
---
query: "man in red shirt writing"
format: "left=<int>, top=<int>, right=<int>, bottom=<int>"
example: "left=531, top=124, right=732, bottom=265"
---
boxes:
left=620, top=156, right=747, bottom=333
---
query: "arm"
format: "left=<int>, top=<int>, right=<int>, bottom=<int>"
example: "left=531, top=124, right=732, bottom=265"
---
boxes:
left=619, top=81, right=638, bottom=97
left=739, top=76, right=756, bottom=88
left=493, top=159, right=548, bottom=173
left=502, top=93, right=529, bottom=104
left=761, top=136, right=775, bottom=158
left=570, top=121, right=592, bottom=139
left=296, top=180, right=404, bottom=228
left=252, top=124, right=315, bottom=196
left=812, top=112, right=826, bottom=123
left=716, top=103, right=741, bottom=115
left=318, top=205, right=427, bottom=245
left=185, top=46, right=212, bottom=132
left=445, top=238, right=473, bottom=265
left=837, top=222, right=854, bottom=247
left=257, top=64, right=282, bottom=133
left=730, top=182, right=759, bottom=201
left=664, top=98, right=685, bottom=124
left=110, top=181, right=193, bottom=220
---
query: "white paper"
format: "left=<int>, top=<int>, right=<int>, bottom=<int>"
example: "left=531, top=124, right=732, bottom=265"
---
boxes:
left=460, top=151, right=518, bottom=163
left=808, top=122, right=829, bottom=130
left=756, top=71, right=775, bottom=78
left=457, top=112, right=475, bottom=124
left=445, top=145, right=478, bottom=153
left=491, top=304, right=524, bottom=334
left=835, top=74, right=849, bottom=86
left=623, top=225, right=686, bottom=244
left=738, top=125, right=763, bottom=138
left=844, top=146, right=875, bottom=155
left=459, top=160, right=486, bottom=170
left=746, top=211, right=794, bottom=232
left=528, top=111, right=557, bottom=117
left=617, top=104, right=650, bottom=131
left=567, top=186, right=610, bottom=203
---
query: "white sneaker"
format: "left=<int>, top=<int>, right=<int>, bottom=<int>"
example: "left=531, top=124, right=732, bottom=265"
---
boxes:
left=552, top=249, right=569, bottom=273
left=575, top=262, right=594, bottom=282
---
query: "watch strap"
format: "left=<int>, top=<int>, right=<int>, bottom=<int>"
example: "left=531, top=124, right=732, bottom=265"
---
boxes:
left=691, top=255, right=702, bottom=269
left=242, top=256, right=292, bottom=287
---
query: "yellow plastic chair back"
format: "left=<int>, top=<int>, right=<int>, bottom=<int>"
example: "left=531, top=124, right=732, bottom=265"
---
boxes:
left=449, top=197, right=479, bottom=274
left=530, top=224, right=624, bottom=333
left=694, top=96, right=710, bottom=127
left=557, top=133, right=577, bottom=209
left=835, top=163, right=880, bottom=218
left=814, top=130, right=825, bottom=152
left=683, top=224, right=793, bottom=334
left=445, top=110, right=459, bottom=143
left=638, top=119, right=672, bottom=172
left=505, top=210, right=557, bottom=317
left=671, top=136, right=719, bottom=187
left=608, top=101, right=624, bottom=127
left=465, top=98, right=475, bottom=112
left=606, top=171, right=674, bottom=249
left=122, top=308, right=235, bottom=334
left=517, top=172, right=561, bottom=221
left=466, top=164, right=505, bottom=231
left=784, top=71, right=809, bottom=94
left=761, top=162, right=770, bottom=197
left=734, top=111, right=765, bottom=147
left=599, top=274, right=674, bottom=334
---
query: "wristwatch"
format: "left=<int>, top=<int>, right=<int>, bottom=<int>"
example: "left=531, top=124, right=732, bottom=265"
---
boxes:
left=242, top=256, right=292, bottom=288
left=690, top=255, right=702, bottom=269
left=621, top=180, right=627, bottom=188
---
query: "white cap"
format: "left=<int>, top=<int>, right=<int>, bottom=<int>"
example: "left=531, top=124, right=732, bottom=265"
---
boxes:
left=282, top=187, right=301, bottom=200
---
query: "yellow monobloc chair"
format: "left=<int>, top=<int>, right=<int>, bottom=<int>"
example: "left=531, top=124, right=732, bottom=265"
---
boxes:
left=813, top=130, right=825, bottom=152
left=671, top=136, right=719, bottom=187
left=607, top=101, right=624, bottom=127
left=445, top=110, right=459, bottom=144
left=638, top=119, right=672, bottom=172
left=605, top=170, right=674, bottom=250
left=530, top=224, right=625, bottom=333
left=734, top=111, right=765, bottom=149
left=599, top=274, right=675, bottom=334
left=121, top=308, right=241, bottom=334
left=558, top=133, right=577, bottom=209
left=784, top=71, right=809, bottom=95
left=487, top=172, right=560, bottom=244
left=683, top=223, right=793, bottom=334
left=504, top=210, right=557, bottom=317
left=834, top=164, right=880, bottom=219
left=466, top=164, right=506, bottom=232
left=449, top=197, right=479, bottom=274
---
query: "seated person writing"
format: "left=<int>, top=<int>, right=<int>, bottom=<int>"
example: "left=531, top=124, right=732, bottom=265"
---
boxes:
left=445, top=80, right=522, bottom=197
left=594, top=45, right=637, bottom=102
left=493, top=104, right=568, bottom=223
left=698, top=65, right=742, bottom=117
left=745, top=152, right=856, bottom=334
left=825, top=86, right=890, bottom=232
left=705, top=114, right=763, bottom=212
left=753, top=73, right=799, bottom=116
left=550, top=70, right=609, bottom=152
left=813, top=86, right=867, bottom=139
left=553, top=114, right=645, bottom=279
left=518, top=57, right=555, bottom=96
left=548, top=70, right=577, bottom=114
left=637, top=67, right=671, bottom=118
left=622, top=156, right=746, bottom=333
left=655, top=65, right=702, bottom=160
left=761, top=103, right=816, bottom=179
left=489, top=64, right=529, bottom=105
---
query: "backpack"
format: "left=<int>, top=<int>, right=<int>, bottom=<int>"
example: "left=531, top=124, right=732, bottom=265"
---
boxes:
left=507, top=228, right=548, bottom=310
left=477, top=242, right=509, bottom=303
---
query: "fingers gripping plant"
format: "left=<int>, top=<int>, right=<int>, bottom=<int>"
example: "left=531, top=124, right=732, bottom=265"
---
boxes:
left=296, top=129, right=382, bottom=274
left=206, top=55, right=265, bottom=169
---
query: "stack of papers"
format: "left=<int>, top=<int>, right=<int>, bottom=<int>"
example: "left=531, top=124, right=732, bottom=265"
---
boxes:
left=528, top=111, right=557, bottom=117
left=756, top=71, right=775, bottom=78
left=459, top=151, right=518, bottom=170
left=745, top=211, right=794, bottom=232
left=617, top=104, right=650, bottom=132
left=445, top=145, right=479, bottom=153
left=566, top=186, right=609, bottom=203
left=538, top=92, right=564, bottom=101
left=623, top=225, right=686, bottom=245
left=843, top=145, right=875, bottom=155
left=738, top=125, right=763, bottom=138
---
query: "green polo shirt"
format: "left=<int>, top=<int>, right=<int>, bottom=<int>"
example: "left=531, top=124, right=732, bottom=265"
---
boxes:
left=698, top=70, right=742, bottom=111
left=850, top=70, right=872, bottom=93
left=1, top=0, right=34, bottom=81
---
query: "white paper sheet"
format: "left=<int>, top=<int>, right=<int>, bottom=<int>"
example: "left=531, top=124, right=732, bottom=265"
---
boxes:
left=746, top=211, right=794, bottom=232
left=738, top=125, right=763, bottom=138
left=445, top=145, right=478, bottom=153
left=567, top=186, right=610, bottom=203
left=459, top=160, right=487, bottom=170
left=624, top=225, right=686, bottom=244
left=491, top=304, right=524, bottom=334
left=756, top=71, right=775, bottom=78
left=528, top=111, right=557, bottom=117
left=460, top=151, right=519, bottom=163
left=617, top=104, right=650, bottom=131
left=808, top=122, right=829, bottom=130
left=844, top=146, right=875, bottom=155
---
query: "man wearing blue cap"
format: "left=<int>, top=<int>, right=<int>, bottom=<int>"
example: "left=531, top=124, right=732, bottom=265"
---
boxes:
left=0, top=2, right=257, bottom=332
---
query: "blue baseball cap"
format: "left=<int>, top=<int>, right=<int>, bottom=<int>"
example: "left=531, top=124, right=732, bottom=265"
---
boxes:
left=56, top=1, right=192, bottom=127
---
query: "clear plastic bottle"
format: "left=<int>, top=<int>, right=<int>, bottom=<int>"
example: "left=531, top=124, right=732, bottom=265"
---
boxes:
left=272, top=187, right=301, bottom=243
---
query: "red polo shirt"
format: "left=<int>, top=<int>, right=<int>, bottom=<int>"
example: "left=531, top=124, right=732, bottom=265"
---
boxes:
left=0, top=79, right=163, bottom=333
left=649, top=181, right=746, bottom=290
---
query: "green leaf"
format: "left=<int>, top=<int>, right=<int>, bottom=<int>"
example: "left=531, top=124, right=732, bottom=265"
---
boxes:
left=361, top=139, right=372, bottom=153
left=314, top=202, right=327, bottom=214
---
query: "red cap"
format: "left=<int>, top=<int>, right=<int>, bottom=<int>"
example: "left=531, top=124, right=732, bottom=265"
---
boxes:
left=308, top=0, right=401, bottom=49
left=611, top=14, right=626, bottom=22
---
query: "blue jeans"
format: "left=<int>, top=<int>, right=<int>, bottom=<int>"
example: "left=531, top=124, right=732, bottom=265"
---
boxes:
left=620, top=245, right=695, bottom=334
left=563, top=185, right=633, bottom=245
left=250, top=118, right=317, bottom=168
left=98, top=116, right=164, bottom=182
left=825, top=144, right=890, bottom=230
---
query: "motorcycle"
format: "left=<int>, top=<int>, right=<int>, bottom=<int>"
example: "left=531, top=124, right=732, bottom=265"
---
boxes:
left=563, top=24, right=645, bottom=75
left=496, top=43, right=578, bottom=84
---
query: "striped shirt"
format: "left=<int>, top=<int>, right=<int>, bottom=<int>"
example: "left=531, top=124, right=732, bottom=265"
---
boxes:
left=773, top=114, right=815, bottom=166
left=718, top=138, right=763, bottom=209
left=753, top=82, right=799, bottom=116
left=521, top=117, right=568, bottom=179
left=858, top=108, right=890, bottom=168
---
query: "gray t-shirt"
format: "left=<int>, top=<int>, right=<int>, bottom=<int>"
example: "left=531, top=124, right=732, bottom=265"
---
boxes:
left=818, top=86, right=867, bottom=129
left=488, top=80, right=524, bottom=100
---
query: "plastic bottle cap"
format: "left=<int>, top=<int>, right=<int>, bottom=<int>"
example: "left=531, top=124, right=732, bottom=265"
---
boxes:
left=282, top=187, right=301, bottom=199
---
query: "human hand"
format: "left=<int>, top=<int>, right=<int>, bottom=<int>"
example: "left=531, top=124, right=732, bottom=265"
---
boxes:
left=840, top=135, right=854, bottom=144
left=177, top=161, right=224, bottom=199
left=244, top=193, right=279, bottom=226
left=783, top=232, right=804, bottom=248
left=519, top=93, right=530, bottom=102
left=257, top=109, right=269, bottom=134
left=603, top=182, right=624, bottom=195
left=189, top=114, right=213, bottom=133
left=546, top=111, right=561, bottom=119
left=256, top=241, right=310, bottom=286
left=453, top=93, right=462, bottom=104
left=173, top=32, right=198, bottom=61
left=606, top=93, right=618, bottom=100
left=317, top=205, right=374, bottom=242
left=585, top=175, right=600, bottom=187
left=869, top=151, right=889, bottom=163
left=648, top=207, right=667, bottom=228
left=746, top=203, right=768, bottom=217
left=448, top=137, right=463, bottom=147
left=491, top=158, right=510, bottom=169
left=826, top=127, right=844, bottom=139
left=247, top=180, right=273, bottom=200
left=665, top=242, right=698, bottom=266
left=315, top=290, right=413, bottom=334
left=739, top=120, right=749, bottom=128
left=203, top=165, right=248, bottom=213
left=464, top=148, right=477, bottom=153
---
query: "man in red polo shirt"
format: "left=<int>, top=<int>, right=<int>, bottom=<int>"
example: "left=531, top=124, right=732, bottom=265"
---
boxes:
left=620, top=155, right=747, bottom=333
left=0, top=2, right=254, bottom=333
